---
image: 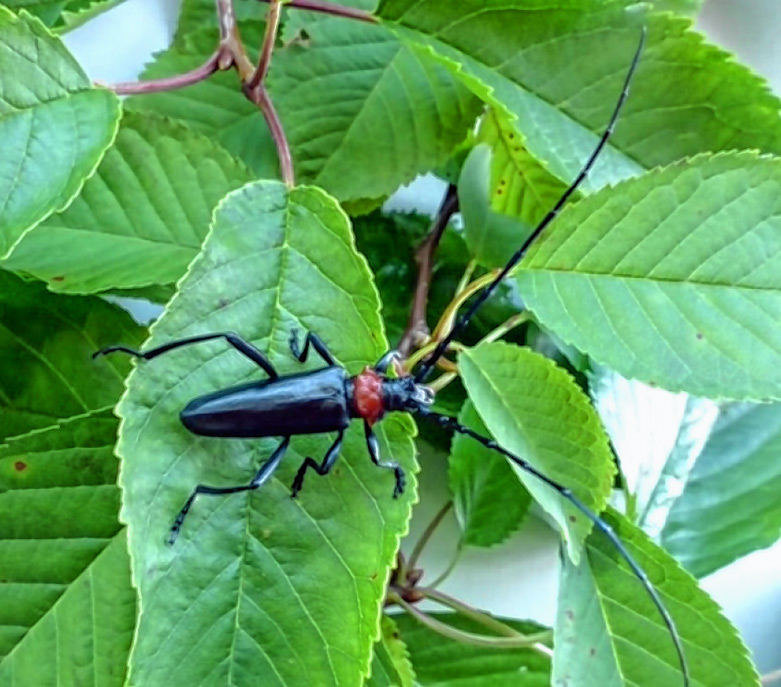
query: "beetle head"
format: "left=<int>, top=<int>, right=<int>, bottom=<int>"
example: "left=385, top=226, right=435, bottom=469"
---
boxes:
left=383, top=376, right=434, bottom=413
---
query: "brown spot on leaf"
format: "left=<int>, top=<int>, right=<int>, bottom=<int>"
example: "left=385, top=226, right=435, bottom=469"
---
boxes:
left=696, top=332, right=704, bottom=340
left=52, top=276, right=65, bottom=282
left=568, top=515, right=577, bottom=523
left=589, top=647, right=596, bottom=657
left=14, top=461, right=27, bottom=472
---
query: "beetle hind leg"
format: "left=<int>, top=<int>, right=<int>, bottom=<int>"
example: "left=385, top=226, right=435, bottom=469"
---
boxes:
left=290, top=431, right=344, bottom=497
left=168, top=436, right=291, bottom=544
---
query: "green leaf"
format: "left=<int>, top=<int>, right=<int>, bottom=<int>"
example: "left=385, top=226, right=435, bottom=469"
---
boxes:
left=660, top=402, right=781, bottom=578
left=555, top=507, right=759, bottom=687
left=125, top=31, right=279, bottom=178
left=117, top=181, right=416, bottom=687
left=458, top=342, right=615, bottom=562
left=449, top=399, right=530, bottom=548
left=2, top=112, right=253, bottom=294
left=366, top=616, right=415, bottom=687
left=378, top=2, right=781, bottom=191
left=0, top=270, right=145, bottom=443
left=458, top=143, right=533, bottom=269
left=517, top=152, right=781, bottom=401
left=589, top=366, right=718, bottom=530
left=267, top=16, right=482, bottom=202
left=0, top=410, right=135, bottom=685
left=0, top=8, right=120, bottom=258
left=394, top=612, right=551, bottom=686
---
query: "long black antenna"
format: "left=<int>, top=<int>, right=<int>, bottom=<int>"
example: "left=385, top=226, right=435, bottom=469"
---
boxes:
left=417, top=406, right=689, bottom=686
left=413, top=28, right=646, bottom=384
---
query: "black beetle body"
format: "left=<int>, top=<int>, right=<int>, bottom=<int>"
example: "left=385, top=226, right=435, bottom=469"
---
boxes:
left=181, top=366, right=351, bottom=438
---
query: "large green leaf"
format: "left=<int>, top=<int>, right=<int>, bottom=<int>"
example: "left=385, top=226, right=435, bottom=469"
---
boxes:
left=555, top=508, right=759, bottom=687
left=2, top=112, right=253, bottom=294
left=0, top=8, right=120, bottom=258
left=267, top=16, right=482, bottom=202
left=0, top=410, right=135, bottom=686
left=516, top=152, right=781, bottom=401
left=458, top=342, right=615, bottom=562
left=125, top=31, right=279, bottom=178
left=449, top=400, right=530, bottom=548
left=116, top=181, right=416, bottom=687
left=378, top=1, right=781, bottom=196
left=394, top=612, right=551, bottom=686
left=0, top=271, right=145, bottom=442
left=661, top=402, right=781, bottom=578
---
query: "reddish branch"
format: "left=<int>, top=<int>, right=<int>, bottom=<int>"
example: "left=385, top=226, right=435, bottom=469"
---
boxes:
left=102, top=0, right=296, bottom=186
left=104, top=53, right=220, bottom=95
left=397, top=185, right=459, bottom=357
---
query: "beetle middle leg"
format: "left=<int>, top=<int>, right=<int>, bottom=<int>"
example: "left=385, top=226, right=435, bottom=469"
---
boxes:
left=94, top=331, right=278, bottom=379
left=168, top=435, right=291, bottom=544
left=364, top=421, right=405, bottom=498
left=289, top=329, right=336, bottom=366
left=290, top=430, right=344, bottom=497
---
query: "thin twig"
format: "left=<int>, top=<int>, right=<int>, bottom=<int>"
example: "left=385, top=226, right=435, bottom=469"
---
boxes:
left=763, top=668, right=781, bottom=685
left=248, top=0, right=283, bottom=90
left=389, top=593, right=552, bottom=655
left=257, top=0, right=377, bottom=23
left=103, top=53, right=220, bottom=95
left=398, top=185, right=459, bottom=357
left=252, top=87, right=295, bottom=186
left=407, top=500, right=453, bottom=572
left=419, top=587, right=527, bottom=639
left=217, top=0, right=254, bottom=77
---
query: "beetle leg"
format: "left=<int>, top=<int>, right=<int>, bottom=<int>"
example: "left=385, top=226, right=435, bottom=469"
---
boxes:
left=94, top=331, right=278, bottom=379
left=364, top=421, right=405, bottom=498
left=290, top=431, right=344, bottom=497
left=289, top=329, right=336, bottom=366
left=168, top=436, right=290, bottom=544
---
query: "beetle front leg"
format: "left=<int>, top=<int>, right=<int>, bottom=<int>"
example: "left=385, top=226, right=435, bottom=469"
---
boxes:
left=289, top=329, right=336, bottom=366
left=168, top=436, right=291, bottom=544
left=364, top=421, right=405, bottom=498
left=290, top=431, right=344, bottom=497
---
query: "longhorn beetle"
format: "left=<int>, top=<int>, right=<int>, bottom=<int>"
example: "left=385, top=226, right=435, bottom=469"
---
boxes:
left=95, top=28, right=689, bottom=687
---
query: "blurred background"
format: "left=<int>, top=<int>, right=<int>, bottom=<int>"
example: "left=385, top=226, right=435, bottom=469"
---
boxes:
left=60, top=0, right=781, bottom=676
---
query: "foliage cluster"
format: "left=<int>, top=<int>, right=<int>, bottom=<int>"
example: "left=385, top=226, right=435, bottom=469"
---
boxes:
left=0, top=1, right=779, bottom=686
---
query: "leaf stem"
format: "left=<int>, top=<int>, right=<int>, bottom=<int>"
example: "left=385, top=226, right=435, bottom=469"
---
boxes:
left=102, top=53, right=220, bottom=95
left=389, top=592, right=552, bottom=654
left=248, top=0, right=283, bottom=91
left=398, top=185, right=459, bottom=357
left=216, top=0, right=254, bottom=77
left=252, top=87, right=295, bottom=186
left=407, top=500, right=453, bottom=572
left=257, top=0, right=378, bottom=23
left=763, top=668, right=781, bottom=685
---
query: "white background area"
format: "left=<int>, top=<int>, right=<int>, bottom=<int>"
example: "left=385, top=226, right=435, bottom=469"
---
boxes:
left=61, top=0, right=781, bottom=675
